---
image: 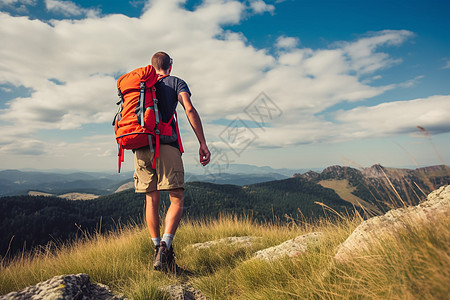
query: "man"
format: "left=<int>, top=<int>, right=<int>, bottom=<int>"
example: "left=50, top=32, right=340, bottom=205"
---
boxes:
left=133, top=51, right=210, bottom=271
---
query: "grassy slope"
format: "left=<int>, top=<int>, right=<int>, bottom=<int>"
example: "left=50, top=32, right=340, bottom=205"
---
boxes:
left=318, top=179, right=382, bottom=215
left=1, top=214, right=448, bottom=300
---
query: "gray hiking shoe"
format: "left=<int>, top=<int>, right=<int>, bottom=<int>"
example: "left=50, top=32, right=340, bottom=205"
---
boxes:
left=153, top=241, right=184, bottom=274
left=153, top=241, right=170, bottom=271
left=153, top=244, right=161, bottom=268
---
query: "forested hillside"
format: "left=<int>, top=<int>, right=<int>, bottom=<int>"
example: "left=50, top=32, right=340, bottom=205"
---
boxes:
left=296, top=164, right=450, bottom=211
left=1, top=177, right=352, bottom=258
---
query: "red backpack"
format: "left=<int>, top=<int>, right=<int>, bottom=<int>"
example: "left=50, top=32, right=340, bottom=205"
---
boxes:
left=113, top=65, right=184, bottom=173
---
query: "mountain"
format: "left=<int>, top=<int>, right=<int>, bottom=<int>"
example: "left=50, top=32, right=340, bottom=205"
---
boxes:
left=184, top=163, right=310, bottom=177
left=185, top=171, right=289, bottom=186
left=295, top=164, right=450, bottom=213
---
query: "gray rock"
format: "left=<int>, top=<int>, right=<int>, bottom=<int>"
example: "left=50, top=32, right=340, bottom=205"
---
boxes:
left=0, top=273, right=126, bottom=300
left=253, top=232, right=323, bottom=261
left=190, top=236, right=261, bottom=250
left=160, top=284, right=208, bottom=300
left=334, top=185, right=450, bottom=262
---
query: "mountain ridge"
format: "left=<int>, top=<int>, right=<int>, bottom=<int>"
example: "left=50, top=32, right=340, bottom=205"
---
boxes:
left=295, top=164, right=450, bottom=212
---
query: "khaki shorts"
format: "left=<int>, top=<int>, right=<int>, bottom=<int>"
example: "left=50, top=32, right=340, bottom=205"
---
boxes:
left=134, top=144, right=184, bottom=193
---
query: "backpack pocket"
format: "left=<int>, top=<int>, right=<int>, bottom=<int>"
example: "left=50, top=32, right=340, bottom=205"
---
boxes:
left=158, top=121, right=178, bottom=144
left=143, top=106, right=156, bottom=133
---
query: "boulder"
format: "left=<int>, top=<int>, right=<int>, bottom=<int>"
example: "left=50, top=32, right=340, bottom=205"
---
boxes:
left=334, top=185, right=450, bottom=262
left=253, top=232, right=323, bottom=261
left=160, top=284, right=208, bottom=300
left=0, top=273, right=126, bottom=300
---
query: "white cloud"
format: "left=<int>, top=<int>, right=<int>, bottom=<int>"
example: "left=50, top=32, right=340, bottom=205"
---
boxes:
left=0, top=0, right=35, bottom=5
left=0, top=0, right=446, bottom=170
left=0, top=0, right=36, bottom=13
left=333, top=95, right=450, bottom=138
left=248, top=0, right=275, bottom=14
left=45, top=0, right=99, bottom=17
left=340, top=30, right=414, bottom=75
left=275, top=36, right=299, bottom=50
left=1, top=75, right=116, bottom=130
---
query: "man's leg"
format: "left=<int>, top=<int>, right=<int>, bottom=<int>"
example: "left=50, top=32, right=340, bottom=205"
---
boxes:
left=146, top=190, right=161, bottom=239
left=164, top=188, right=184, bottom=234
left=161, top=188, right=184, bottom=249
left=153, top=188, right=183, bottom=271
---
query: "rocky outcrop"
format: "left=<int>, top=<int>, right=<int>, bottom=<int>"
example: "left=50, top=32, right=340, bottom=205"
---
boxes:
left=295, top=170, right=320, bottom=180
left=321, top=165, right=354, bottom=180
left=360, top=163, right=386, bottom=178
left=161, top=284, right=208, bottom=300
left=0, top=274, right=125, bottom=300
left=334, top=185, right=450, bottom=262
left=190, top=236, right=261, bottom=250
left=253, top=232, right=322, bottom=261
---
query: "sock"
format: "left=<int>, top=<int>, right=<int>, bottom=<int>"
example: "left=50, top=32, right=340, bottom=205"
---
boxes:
left=162, top=233, right=174, bottom=250
left=152, top=237, right=161, bottom=247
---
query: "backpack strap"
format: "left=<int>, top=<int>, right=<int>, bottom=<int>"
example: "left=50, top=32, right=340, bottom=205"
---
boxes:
left=151, top=86, right=159, bottom=169
left=153, top=132, right=160, bottom=169
left=118, top=138, right=125, bottom=173
left=139, top=82, right=146, bottom=127
left=174, top=111, right=184, bottom=153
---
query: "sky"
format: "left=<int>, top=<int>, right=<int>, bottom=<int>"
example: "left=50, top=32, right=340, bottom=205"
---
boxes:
left=0, top=0, right=449, bottom=174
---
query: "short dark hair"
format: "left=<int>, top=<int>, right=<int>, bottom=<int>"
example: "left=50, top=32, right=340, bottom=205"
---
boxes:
left=151, top=51, right=172, bottom=71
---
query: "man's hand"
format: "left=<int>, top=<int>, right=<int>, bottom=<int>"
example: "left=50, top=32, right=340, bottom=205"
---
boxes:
left=199, top=143, right=211, bottom=166
left=179, top=92, right=210, bottom=166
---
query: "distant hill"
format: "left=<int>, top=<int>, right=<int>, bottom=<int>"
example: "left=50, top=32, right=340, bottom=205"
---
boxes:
left=295, top=164, right=450, bottom=213
left=185, top=171, right=288, bottom=185
left=0, top=166, right=293, bottom=197
left=0, top=169, right=133, bottom=197
left=184, top=163, right=306, bottom=177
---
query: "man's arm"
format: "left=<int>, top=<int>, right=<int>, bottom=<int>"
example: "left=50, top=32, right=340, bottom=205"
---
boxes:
left=178, top=92, right=210, bottom=166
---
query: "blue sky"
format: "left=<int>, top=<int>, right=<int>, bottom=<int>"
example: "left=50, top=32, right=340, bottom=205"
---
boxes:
left=0, top=0, right=449, bottom=174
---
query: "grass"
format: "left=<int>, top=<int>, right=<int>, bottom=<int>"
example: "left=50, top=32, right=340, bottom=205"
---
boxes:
left=1, top=211, right=448, bottom=299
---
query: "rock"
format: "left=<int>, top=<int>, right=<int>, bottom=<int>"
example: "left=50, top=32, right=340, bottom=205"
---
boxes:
left=161, top=284, right=208, bottom=300
left=334, top=185, right=450, bottom=262
left=253, top=232, right=323, bottom=261
left=190, top=236, right=261, bottom=250
left=0, top=273, right=126, bottom=300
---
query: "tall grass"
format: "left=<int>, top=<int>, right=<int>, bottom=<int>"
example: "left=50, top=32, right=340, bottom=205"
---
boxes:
left=1, top=211, right=447, bottom=299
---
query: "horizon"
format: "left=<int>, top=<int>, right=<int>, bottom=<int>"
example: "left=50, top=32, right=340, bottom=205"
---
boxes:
left=0, top=0, right=449, bottom=172
left=0, top=162, right=447, bottom=176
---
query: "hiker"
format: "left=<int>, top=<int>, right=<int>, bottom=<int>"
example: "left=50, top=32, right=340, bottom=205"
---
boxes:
left=133, top=52, right=210, bottom=271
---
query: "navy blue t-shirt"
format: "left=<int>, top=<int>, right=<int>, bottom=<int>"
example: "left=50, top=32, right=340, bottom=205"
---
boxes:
left=154, top=76, right=191, bottom=149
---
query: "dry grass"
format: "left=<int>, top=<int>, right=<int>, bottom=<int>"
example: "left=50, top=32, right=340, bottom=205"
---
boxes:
left=318, top=179, right=381, bottom=215
left=1, top=211, right=448, bottom=299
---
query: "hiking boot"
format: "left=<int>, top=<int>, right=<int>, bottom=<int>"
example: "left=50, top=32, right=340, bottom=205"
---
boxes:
left=153, top=241, right=170, bottom=271
left=153, top=242, right=189, bottom=275
left=153, top=244, right=160, bottom=267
